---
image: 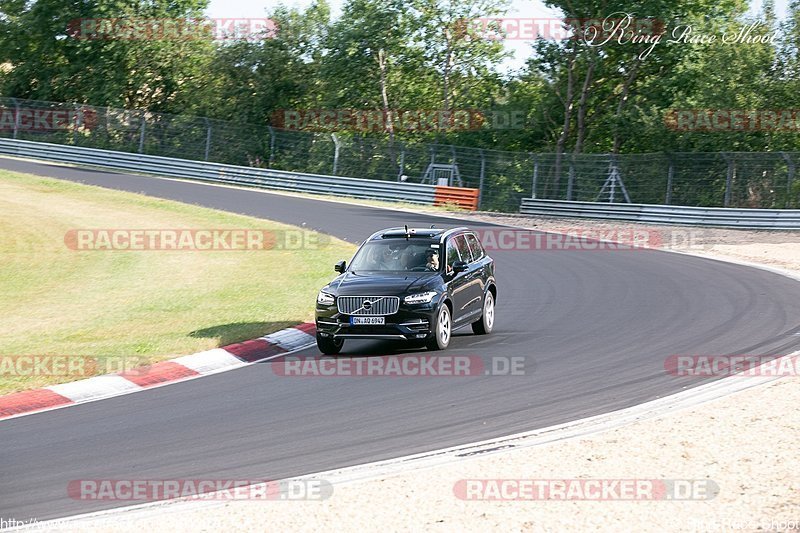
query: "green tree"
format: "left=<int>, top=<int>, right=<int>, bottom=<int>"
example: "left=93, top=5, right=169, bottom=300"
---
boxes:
left=0, top=0, right=215, bottom=111
left=200, top=1, right=331, bottom=124
left=408, top=0, right=510, bottom=113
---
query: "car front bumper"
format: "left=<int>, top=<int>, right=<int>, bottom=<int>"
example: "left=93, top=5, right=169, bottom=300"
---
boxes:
left=315, top=302, right=437, bottom=341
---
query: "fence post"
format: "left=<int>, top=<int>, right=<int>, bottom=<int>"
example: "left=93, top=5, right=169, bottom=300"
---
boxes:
left=450, top=145, right=459, bottom=186
left=204, top=119, right=212, bottom=161
left=723, top=153, right=734, bottom=207
left=566, top=155, right=575, bottom=201
left=530, top=153, right=538, bottom=199
left=478, top=149, right=485, bottom=209
left=331, top=133, right=340, bottom=175
left=268, top=126, right=275, bottom=167
left=782, top=152, right=796, bottom=208
left=12, top=98, right=20, bottom=140
left=665, top=154, right=674, bottom=205
left=138, top=115, right=146, bottom=154
left=397, top=145, right=405, bottom=181
left=72, top=104, right=79, bottom=145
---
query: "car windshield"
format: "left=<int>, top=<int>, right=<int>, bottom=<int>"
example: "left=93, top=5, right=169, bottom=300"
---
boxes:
left=349, top=239, right=442, bottom=272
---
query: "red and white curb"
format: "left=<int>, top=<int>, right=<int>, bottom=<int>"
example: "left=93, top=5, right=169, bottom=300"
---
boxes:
left=0, top=322, right=316, bottom=421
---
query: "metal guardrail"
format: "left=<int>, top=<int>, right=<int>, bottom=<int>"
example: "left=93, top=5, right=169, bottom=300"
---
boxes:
left=2, top=138, right=796, bottom=226
left=520, top=198, right=800, bottom=229
left=0, top=138, right=437, bottom=205
left=4, top=97, right=800, bottom=212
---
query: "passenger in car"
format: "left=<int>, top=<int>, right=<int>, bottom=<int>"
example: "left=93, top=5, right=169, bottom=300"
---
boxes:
left=401, top=249, right=417, bottom=270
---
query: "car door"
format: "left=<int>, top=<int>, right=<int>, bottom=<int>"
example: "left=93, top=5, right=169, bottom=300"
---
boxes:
left=445, top=236, right=471, bottom=321
left=465, top=232, right=491, bottom=288
left=452, top=233, right=484, bottom=322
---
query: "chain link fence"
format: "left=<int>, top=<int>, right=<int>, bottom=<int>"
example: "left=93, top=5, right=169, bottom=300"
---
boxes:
left=1, top=97, right=798, bottom=211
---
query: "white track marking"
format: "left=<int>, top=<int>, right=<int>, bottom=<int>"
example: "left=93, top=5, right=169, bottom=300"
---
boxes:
left=29, top=351, right=799, bottom=531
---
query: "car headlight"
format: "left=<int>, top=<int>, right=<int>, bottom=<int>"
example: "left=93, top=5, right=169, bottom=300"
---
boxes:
left=404, top=291, right=437, bottom=304
left=317, top=291, right=335, bottom=305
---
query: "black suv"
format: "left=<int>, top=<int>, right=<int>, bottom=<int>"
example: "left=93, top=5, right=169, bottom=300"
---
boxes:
left=315, top=226, right=496, bottom=354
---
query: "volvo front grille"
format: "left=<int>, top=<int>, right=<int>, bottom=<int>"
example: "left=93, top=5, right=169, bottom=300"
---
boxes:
left=337, top=296, right=400, bottom=315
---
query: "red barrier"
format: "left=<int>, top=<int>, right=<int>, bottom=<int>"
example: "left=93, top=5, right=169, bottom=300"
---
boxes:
left=434, top=186, right=480, bottom=210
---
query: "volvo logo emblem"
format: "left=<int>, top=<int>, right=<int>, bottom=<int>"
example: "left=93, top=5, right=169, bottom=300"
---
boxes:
left=363, top=300, right=372, bottom=310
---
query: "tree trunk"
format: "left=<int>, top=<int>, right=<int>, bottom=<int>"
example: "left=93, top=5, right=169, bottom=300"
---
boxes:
left=553, top=53, right=577, bottom=195
left=612, top=59, right=641, bottom=154
left=574, top=58, right=596, bottom=154
left=377, top=48, right=396, bottom=172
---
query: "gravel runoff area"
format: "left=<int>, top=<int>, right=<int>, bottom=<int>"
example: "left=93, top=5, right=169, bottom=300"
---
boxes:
left=49, top=214, right=800, bottom=533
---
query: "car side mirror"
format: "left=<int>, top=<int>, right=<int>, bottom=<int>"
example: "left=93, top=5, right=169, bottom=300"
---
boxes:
left=334, top=260, right=347, bottom=273
left=452, top=260, right=468, bottom=274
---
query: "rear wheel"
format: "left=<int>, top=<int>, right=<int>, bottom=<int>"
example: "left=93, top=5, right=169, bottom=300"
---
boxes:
left=426, top=304, right=452, bottom=351
left=316, top=334, right=344, bottom=355
left=472, top=290, right=495, bottom=335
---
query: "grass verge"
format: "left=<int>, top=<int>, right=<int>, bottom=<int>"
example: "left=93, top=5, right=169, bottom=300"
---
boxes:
left=0, top=169, right=356, bottom=394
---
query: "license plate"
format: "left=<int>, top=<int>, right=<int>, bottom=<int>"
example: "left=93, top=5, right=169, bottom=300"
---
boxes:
left=350, top=316, right=385, bottom=325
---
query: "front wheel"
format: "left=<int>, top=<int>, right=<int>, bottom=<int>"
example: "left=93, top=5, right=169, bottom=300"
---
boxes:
left=471, top=290, right=495, bottom=335
left=426, top=304, right=452, bottom=351
left=316, top=334, right=344, bottom=355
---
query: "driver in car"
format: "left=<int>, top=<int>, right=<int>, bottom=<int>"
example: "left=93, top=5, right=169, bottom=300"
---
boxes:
left=426, top=251, right=440, bottom=271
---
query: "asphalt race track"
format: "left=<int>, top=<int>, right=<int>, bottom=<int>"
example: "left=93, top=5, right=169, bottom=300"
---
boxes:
left=2, top=157, right=800, bottom=520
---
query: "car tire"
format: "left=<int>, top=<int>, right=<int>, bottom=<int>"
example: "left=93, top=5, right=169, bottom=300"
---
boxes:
left=316, top=334, right=344, bottom=355
left=426, top=303, right=452, bottom=351
left=471, top=290, right=495, bottom=335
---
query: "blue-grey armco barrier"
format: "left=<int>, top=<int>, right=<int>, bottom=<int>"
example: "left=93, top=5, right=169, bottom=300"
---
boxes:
left=0, top=138, right=437, bottom=205
left=520, top=198, right=800, bottom=229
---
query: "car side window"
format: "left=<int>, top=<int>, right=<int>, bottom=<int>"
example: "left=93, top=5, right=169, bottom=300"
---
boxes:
left=446, top=238, right=461, bottom=271
left=465, top=233, right=484, bottom=260
left=454, top=234, right=473, bottom=263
